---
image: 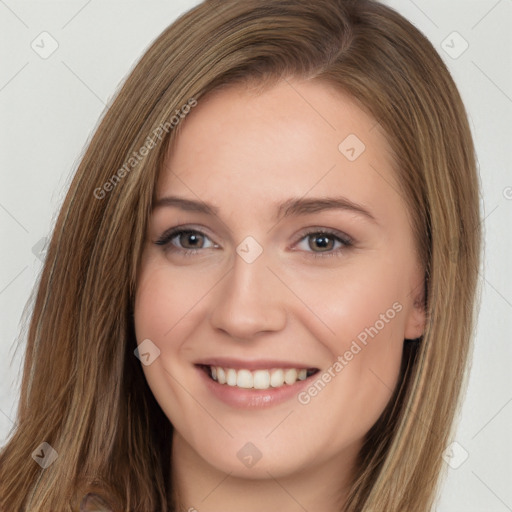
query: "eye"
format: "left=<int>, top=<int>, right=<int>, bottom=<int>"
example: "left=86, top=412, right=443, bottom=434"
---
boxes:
left=155, top=227, right=217, bottom=255
left=154, top=226, right=353, bottom=259
left=294, top=229, right=353, bottom=258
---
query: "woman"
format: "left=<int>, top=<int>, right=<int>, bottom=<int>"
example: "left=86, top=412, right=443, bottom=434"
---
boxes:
left=0, top=0, right=481, bottom=510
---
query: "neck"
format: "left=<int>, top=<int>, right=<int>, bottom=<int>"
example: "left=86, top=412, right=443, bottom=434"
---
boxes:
left=170, top=431, right=359, bottom=512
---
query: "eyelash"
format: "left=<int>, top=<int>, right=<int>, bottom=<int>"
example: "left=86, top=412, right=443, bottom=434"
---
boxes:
left=154, top=226, right=353, bottom=259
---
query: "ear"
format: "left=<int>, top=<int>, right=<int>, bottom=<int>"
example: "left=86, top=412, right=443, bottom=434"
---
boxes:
left=404, top=283, right=426, bottom=340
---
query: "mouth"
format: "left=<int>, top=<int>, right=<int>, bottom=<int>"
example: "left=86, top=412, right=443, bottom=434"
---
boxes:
left=196, top=364, right=320, bottom=390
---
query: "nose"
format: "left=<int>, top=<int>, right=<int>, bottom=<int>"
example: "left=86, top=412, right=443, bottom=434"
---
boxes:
left=209, top=249, right=288, bottom=340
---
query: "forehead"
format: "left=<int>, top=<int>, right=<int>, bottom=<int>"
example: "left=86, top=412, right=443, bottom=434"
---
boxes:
left=157, top=79, right=402, bottom=222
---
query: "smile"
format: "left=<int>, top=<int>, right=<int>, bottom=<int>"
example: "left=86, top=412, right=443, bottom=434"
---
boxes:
left=200, top=365, right=319, bottom=389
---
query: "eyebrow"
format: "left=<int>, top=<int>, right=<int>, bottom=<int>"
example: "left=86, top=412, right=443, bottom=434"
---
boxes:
left=153, top=195, right=377, bottom=223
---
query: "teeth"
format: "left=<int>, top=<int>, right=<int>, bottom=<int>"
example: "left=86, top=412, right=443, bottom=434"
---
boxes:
left=217, top=367, right=226, bottom=384
left=270, top=369, right=284, bottom=387
left=208, top=366, right=314, bottom=389
left=237, top=369, right=253, bottom=389
left=284, top=368, right=297, bottom=384
left=253, top=370, right=270, bottom=389
left=226, top=368, right=237, bottom=386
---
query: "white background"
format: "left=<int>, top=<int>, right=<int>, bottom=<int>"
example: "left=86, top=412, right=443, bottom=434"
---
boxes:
left=0, top=1, right=511, bottom=510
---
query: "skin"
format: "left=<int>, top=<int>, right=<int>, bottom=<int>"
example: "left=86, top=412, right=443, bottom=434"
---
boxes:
left=134, top=78, right=426, bottom=512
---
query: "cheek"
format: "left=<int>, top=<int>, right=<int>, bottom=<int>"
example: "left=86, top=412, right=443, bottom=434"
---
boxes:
left=133, top=261, right=199, bottom=395
left=288, top=258, right=408, bottom=432
left=134, top=259, right=209, bottom=342
left=287, top=254, right=408, bottom=351
left=133, top=260, right=212, bottom=434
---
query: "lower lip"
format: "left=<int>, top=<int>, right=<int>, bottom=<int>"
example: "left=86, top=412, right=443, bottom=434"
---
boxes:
left=196, top=366, right=315, bottom=409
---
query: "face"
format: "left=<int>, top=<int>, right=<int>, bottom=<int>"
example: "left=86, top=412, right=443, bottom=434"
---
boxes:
left=134, top=78, right=425, bottom=481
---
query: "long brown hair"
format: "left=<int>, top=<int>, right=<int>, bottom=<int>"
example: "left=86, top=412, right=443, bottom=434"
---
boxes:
left=0, top=0, right=481, bottom=510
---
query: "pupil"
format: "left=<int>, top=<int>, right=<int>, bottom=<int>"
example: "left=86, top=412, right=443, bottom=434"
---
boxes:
left=311, top=234, right=332, bottom=251
left=182, top=232, right=202, bottom=248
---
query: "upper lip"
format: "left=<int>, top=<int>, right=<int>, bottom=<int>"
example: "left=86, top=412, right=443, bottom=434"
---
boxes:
left=194, top=357, right=319, bottom=371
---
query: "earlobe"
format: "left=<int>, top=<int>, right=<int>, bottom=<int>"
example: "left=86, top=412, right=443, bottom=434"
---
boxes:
left=403, top=269, right=427, bottom=341
left=404, top=294, right=426, bottom=340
